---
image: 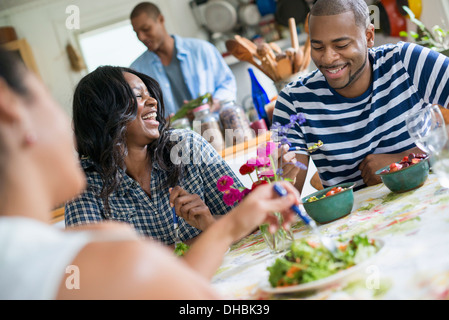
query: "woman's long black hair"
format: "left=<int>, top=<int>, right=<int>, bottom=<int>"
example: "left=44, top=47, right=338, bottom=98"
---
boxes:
left=72, top=66, right=183, bottom=215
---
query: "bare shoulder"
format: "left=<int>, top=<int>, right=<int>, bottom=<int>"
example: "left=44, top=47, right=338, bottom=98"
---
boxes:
left=55, top=237, right=220, bottom=300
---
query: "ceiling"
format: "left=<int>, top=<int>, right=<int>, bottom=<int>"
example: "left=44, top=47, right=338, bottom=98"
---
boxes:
left=0, top=0, right=42, bottom=12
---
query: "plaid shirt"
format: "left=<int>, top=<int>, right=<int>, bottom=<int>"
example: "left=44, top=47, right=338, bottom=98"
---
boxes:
left=65, top=130, right=242, bottom=245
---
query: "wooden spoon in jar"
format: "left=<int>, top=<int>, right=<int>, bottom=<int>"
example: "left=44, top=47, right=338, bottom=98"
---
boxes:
left=288, top=17, right=304, bottom=73
left=300, top=13, right=311, bottom=72
left=257, top=43, right=279, bottom=81
left=226, top=39, right=265, bottom=73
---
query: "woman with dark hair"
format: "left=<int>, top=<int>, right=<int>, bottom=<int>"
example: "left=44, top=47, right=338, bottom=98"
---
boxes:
left=0, top=46, right=300, bottom=299
left=65, top=66, right=243, bottom=245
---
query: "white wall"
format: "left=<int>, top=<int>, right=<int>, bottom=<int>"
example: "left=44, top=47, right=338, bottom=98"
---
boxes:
left=0, top=0, right=448, bottom=117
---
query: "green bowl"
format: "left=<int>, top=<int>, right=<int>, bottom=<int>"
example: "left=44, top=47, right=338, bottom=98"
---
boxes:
left=375, top=157, right=430, bottom=193
left=301, top=182, right=355, bottom=224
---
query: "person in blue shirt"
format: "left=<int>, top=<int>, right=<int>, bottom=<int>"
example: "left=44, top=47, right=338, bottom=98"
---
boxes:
left=274, top=0, right=449, bottom=193
left=129, top=2, right=237, bottom=117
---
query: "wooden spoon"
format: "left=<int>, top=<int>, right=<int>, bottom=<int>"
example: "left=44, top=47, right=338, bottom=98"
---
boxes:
left=226, top=39, right=265, bottom=73
left=300, top=37, right=311, bottom=71
left=293, top=47, right=304, bottom=73
left=257, top=43, right=279, bottom=81
left=284, top=48, right=296, bottom=73
left=268, top=42, right=283, bottom=54
left=288, top=17, right=304, bottom=73
left=288, top=17, right=300, bottom=51
left=234, top=35, right=258, bottom=58
left=300, top=13, right=311, bottom=72
left=277, top=57, right=293, bottom=80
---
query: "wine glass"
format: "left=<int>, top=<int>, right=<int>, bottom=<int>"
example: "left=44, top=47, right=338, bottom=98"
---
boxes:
left=406, top=105, right=449, bottom=188
left=431, top=125, right=449, bottom=188
left=405, top=104, right=448, bottom=155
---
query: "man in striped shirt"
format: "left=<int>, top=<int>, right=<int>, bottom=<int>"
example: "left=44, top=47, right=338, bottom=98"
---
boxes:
left=273, top=0, right=449, bottom=192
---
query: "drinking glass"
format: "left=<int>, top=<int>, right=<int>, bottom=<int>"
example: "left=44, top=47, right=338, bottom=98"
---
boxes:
left=259, top=212, right=294, bottom=253
left=431, top=125, right=449, bottom=188
left=406, top=105, right=449, bottom=188
left=405, top=104, right=448, bottom=155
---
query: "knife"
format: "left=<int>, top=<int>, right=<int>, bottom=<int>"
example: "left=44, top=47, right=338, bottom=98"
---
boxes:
left=172, top=206, right=180, bottom=246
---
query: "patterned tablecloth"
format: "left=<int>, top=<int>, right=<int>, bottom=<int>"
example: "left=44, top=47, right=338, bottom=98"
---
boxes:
left=211, top=174, right=449, bottom=300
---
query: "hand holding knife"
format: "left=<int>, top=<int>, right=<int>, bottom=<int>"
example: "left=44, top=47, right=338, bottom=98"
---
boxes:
left=169, top=188, right=180, bottom=246
left=172, top=206, right=180, bottom=246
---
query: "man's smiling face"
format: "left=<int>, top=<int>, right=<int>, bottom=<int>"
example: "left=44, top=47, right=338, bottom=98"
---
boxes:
left=309, top=11, right=374, bottom=98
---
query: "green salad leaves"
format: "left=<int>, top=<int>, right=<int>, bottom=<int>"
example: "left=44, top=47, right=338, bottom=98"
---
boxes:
left=174, top=242, right=190, bottom=257
left=267, top=234, right=380, bottom=287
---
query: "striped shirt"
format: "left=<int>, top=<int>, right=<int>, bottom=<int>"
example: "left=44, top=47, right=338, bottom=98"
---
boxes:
left=65, top=130, right=243, bottom=245
left=273, top=42, right=449, bottom=190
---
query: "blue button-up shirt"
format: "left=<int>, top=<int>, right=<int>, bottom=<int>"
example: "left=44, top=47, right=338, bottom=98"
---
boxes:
left=130, top=35, right=237, bottom=116
left=65, top=130, right=243, bottom=245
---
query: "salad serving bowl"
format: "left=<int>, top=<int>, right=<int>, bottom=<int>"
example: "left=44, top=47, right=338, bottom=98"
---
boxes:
left=261, top=235, right=385, bottom=294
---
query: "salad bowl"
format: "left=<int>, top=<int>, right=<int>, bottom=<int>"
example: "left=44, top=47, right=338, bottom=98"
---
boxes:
left=260, top=236, right=385, bottom=294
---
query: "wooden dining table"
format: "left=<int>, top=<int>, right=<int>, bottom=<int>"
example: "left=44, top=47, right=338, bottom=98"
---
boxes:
left=211, top=173, right=449, bottom=300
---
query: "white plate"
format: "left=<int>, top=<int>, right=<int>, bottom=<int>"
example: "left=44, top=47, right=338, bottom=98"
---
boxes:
left=259, top=239, right=385, bottom=294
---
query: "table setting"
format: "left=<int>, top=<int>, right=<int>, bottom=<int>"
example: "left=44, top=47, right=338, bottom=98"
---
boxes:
left=211, top=173, right=449, bottom=300
left=210, top=104, right=449, bottom=300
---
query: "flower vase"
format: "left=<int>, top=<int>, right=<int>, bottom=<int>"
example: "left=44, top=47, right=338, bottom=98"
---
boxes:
left=259, top=213, right=294, bottom=253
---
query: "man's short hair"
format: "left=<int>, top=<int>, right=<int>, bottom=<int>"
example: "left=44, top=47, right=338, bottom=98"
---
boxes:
left=311, top=0, right=370, bottom=29
left=130, top=2, right=161, bottom=20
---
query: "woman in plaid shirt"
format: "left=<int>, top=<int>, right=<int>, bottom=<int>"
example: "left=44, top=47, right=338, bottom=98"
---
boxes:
left=65, top=66, right=243, bottom=245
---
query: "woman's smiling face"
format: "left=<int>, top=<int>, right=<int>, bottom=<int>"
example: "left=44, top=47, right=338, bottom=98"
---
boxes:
left=309, top=11, right=375, bottom=98
left=123, top=72, right=160, bottom=146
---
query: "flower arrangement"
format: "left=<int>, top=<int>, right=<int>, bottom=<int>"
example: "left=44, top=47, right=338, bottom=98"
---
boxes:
left=216, top=141, right=277, bottom=206
left=216, top=113, right=308, bottom=252
left=216, top=113, right=308, bottom=207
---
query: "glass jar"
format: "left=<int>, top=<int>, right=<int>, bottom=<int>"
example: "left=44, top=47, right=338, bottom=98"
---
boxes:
left=219, top=100, right=255, bottom=147
left=192, top=104, right=225, bottom=152
left=259, top=212, right=294, bottom=253
left=171, top=118, right=191, bottom=130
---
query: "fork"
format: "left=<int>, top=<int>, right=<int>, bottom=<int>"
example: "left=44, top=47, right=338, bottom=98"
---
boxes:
left=288, top=145, right=323, bottom=154
left=272, top=183, right=339, bottom=258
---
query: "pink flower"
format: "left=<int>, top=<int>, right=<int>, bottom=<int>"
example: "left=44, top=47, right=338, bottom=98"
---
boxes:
left=245, top=158, right=256, bottom=167
left=258, top=169, right=275, bottom=179
left=256, top=156, right=271, bottom=167
left=257, top=141, right=277, bottom=158
left=246, top=156, right=270, bottom=168
left=223, top=188, right=242, bottom=206
left=217, top=175, right=234, bottom=192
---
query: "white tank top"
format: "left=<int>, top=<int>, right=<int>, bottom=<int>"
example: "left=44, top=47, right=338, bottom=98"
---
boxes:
left=0, top=217, right=99, bottom=300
